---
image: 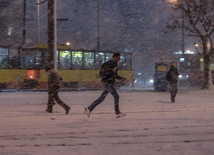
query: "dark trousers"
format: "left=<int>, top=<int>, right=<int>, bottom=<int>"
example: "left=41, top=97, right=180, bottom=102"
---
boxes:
left=169, top=82, right=177, bottom=98
left=47, top=85, right=70, bottom=111
left=169, top=82, right=177, bottom=102
left=171, top=91, right=177, bottom=98
left=88, top=82, right=120, bottom=114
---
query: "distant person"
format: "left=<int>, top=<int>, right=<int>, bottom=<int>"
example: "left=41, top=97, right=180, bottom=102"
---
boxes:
left=166, top=64, right=179, bottom=103
left=84, top=53, right=127, bottom=118
left=46, top=67, right=70, bottom=114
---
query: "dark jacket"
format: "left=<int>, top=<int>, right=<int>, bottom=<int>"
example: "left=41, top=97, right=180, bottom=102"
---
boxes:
left=100, top=59, right=124, bottom=84
left=47, top=69, right=62, bottom=88
left=166, top=65, right=179, bottom=83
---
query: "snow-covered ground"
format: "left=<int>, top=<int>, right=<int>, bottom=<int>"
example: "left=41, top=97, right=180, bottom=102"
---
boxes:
left=0, top=89, right=214, bottom=155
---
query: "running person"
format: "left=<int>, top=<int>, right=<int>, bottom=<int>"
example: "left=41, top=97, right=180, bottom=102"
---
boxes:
left=85, top=53, right=127, bottom=118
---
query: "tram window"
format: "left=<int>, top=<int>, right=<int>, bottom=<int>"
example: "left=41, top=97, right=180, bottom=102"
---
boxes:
left=95, top=52, right=105, bottom=69
left=118, top=54, right=132, bottom=70
left=35, top=50, right=43, bottom=68
left=84, top=52, right=94, bottom=69
left=72, top=51, right=83, bottom=69
left=9, top=48, right=19, bottom=69
left=0, top=48, right=8, bottom=69
left=106, top=53, right=112, bottom=61
left=20, top=50, right=35, bottom=69
left=59, top=50, right=71, bottom=69
left=118, top=54, right=125, bottom=69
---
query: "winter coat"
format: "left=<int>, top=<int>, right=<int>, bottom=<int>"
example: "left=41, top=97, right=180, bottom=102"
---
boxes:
left=100, top=59, right=125, bottom=84
left=47, top=69, right=62, bottom=88
left=166, top=65, right=179, bottom=92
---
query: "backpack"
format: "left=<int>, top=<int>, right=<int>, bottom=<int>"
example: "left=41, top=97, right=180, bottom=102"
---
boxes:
left=99, top=62, right=113, bottom=78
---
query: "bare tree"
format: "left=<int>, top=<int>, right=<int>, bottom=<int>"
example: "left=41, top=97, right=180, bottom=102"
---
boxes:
left=165, top=0, right=214, bottom=89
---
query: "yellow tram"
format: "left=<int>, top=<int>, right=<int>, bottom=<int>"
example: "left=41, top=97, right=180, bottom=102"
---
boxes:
left=0, top=46, right=134, bottom=90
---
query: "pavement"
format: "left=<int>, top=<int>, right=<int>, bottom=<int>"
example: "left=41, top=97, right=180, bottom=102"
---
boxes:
left=0, top=89, right=214, bottom=155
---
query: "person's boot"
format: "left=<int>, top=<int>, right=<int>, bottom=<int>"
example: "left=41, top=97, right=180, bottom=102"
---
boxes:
left=171, top=93, right=175, bottom=103
left=46, top=105, right=53, bottom=113
left=84, top=107, right=91, bottom=118
left=173, top=93, right=176, bottom=103
left=65, top=106, right=70, bottom=115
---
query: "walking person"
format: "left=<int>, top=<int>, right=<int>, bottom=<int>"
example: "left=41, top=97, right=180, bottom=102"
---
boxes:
left=46, top=67, right=70, bottom=114
left=85, top=53, right=127, bottom=118
left=166, top=64, right=179, bottom=103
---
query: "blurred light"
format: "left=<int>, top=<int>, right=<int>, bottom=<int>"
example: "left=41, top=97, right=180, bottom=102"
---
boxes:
left=185, top=50, right=195, bottom=54
left=8, top=27, right=13, bottom=36
left=179, top=58, right=185, bottom=62
left=150, top=79, right=154, bottom=83
left=66, top=42, right=70, bottom=46
left=175, top=50, right=195, bottom=55
left=168, top=0, right=177, bottom=3
left=174, top=51, right=182, bottom=54
left=137, top=72, right=142, bottom=76
left=194, top=43, right=199, bottom=47
left=178, top=74, right=189, bottom=79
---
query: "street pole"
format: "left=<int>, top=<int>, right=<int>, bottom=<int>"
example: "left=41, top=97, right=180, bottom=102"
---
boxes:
left=37, top=0, right=40, bottom=44
left=181, top=11, right=185, bottom=72
left=54, top=0, right=57, bottom=71
left=22, top=0, right=26, bottom=46
left=96, top=0, right=100, bottom=51
left=47, top=0, right=57, bottom=70
left=182, top=17, right=185, bottom=56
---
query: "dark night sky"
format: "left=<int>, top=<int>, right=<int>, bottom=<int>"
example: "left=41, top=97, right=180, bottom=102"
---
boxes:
left=0, top=0, right=195, bottom=73
left=31, top=0, right=175, bottom=50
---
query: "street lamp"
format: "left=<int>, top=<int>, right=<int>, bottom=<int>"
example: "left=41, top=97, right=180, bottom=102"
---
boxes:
left=66, top=42, right=70, bottom=46
left=168, top=0, right=177, bottom=4
left=23, top=0, right=26, bottom=46
left=36, top=0, right=48, bottom=44
left=37, top=0, right=40, bottom=44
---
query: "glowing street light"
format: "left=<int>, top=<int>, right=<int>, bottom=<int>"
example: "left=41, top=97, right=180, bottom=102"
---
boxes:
left=194, top=43, right=199, bottom=47
left=168, top=0, right=177, bottom=4
left=66, top=42, right=70, bottom=46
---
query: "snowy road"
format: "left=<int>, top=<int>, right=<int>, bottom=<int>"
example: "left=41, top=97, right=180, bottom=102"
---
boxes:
left=0, top=89, right=214, bottom=155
